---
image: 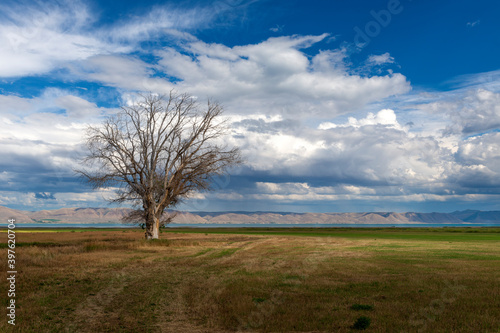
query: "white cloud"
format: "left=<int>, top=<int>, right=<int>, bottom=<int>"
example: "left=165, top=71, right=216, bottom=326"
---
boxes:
left=104, top=0, right=261, bottom=44
left=342, top=185, right=377, bottom=195
left=466, top=20, right=480, bottom=28
left=0, top=189, right=119, bottom=210
left=0, top=2, right=410, bottom=119
left=367, top=52, right=394, bottom=65
left=256, top=182, right=310, bottom=194
left=418, top=89, right=500, bottom=135
left=458, top=132, right=500, bottom=166
left=1, top=2, right=499, bottom=212
left=209, top=185, right=485, bottom=204
left=151, top=35, right=410, bottom=117
left=233, top=108, right=454, bottom=195
left=0, top=95, right=34, bottom=115
left=269, top=24, right=284, bottom=32
left=0, top=0, right=250, bottom=78
left=453, top=132, right=500, bottom=187
left=69, top=55, right=170, bottom=92
left=461, top=71, right=500, bottom=91
left=319, top=109, right=401, bottom=129
left=0, top=1, right=121, bottom=77
left=55, top=95, right=102, bottom=119
left=104, top=7, right=207, bottom=43
left=0, top=172, right=13, bottom=183
left=226, top=81, right=500, bottom=203
left=0, top=91, right=119, bottom=196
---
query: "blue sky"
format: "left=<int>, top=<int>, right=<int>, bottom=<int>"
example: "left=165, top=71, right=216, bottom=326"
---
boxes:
left=1, top=0, right=500, bottom=213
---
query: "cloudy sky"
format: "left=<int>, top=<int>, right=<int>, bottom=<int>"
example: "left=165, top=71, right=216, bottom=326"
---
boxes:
left=1, top=0, right=500, bottom=213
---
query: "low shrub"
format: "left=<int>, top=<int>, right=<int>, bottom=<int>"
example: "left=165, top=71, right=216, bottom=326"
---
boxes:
left=350, top=304, right=373, bottom=311
left=352, top=316, right=371, bottom=330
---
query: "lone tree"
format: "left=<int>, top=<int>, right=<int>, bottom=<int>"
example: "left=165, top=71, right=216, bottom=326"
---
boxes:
left=77, top=92, right=241, bottom=239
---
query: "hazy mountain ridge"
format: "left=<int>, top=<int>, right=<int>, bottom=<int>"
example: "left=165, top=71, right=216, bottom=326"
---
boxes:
left=1, top=206, right=499, bottom=225
left=449, top=210, right=500, bottom=223
left=27, top=207, right=133, bottom=223
left=0, top=206, right=34, bottom=223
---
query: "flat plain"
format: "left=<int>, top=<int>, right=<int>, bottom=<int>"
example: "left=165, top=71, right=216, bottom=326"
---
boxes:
left=1, top=227, right=499, bottom=332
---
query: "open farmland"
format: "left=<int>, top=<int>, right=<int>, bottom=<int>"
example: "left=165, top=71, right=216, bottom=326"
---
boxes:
left=1, top=227, right=500, bottom=332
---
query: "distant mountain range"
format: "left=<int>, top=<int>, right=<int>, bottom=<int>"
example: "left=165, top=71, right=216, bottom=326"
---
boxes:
left=1, top=205, right=500, bottom=225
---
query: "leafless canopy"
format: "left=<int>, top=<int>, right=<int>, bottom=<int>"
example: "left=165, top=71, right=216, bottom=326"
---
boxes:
left=76, top=92, right=241, bottom=239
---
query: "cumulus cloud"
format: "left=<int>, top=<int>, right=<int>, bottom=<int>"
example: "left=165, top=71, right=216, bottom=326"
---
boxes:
left=69, top=55, right=166, bottom=92
left=232, top=109, right=451, bottom=193
left=222, top=73, right=500, bottom=208
left=318, top=109, right=401, bottom=129
left=0, top=91, right=118, bottom=196
left=418, top=89, right=500, bottom=135
left=151, top=35, right=410, bottom=117
left=54, top=95, right=103, bottom=119
left=444, top=89, right=500, bottom=135
left=0, top=2, right=410, bottom=119
left=453, top=132, right=500, bottom=189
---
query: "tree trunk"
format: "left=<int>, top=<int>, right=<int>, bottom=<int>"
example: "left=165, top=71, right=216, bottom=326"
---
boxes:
left=144, top=206, right=160, bottom=240
left=145, top=220, right=153, bottom=239
left=152, top=215, right=160, bottom=239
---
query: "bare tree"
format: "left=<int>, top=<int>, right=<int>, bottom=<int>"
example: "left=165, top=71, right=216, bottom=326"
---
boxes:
left=76, top=92, right=241, bottom=239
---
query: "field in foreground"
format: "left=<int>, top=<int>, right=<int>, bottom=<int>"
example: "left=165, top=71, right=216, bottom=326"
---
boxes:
left=1, top=227, right=500, bottom=332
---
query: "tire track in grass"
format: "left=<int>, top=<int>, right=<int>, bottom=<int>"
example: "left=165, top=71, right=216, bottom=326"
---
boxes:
left=66, top=267, right=131, bottom=332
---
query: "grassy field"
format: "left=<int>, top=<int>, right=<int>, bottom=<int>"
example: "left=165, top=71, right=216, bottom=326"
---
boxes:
left=1, top=227, right=499, bottom=332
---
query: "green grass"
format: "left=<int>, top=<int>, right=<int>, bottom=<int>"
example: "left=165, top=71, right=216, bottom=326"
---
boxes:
left=163, top=226, right=500, bottom=241
left=0, top=227, right=499, bottom=332
left=191, top=248, right=214, bottom=257
left=207, top=248, right=239, bottom=258
left=350, top=304, right=374, bottom=311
